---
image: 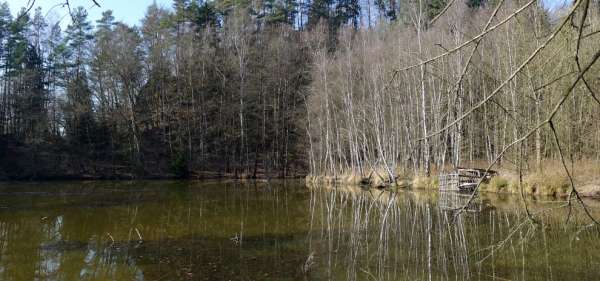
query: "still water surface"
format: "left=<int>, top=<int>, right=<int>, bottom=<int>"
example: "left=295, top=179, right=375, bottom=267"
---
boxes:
left=0, top=181, right=598, bottom=280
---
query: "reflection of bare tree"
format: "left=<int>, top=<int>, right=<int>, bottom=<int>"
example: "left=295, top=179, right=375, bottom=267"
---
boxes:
left=307, top=185, right=600, bottom=281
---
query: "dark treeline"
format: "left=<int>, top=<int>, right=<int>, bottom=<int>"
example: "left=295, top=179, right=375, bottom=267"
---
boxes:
left=0, top=0, right=314, bottom=179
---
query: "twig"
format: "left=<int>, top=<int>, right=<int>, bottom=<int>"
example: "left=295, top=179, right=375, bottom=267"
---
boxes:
left=448, top=0, right=506, bottom=99
left=417, top=0, right=584, bottom=142
left=15, top=0, right=36, bottom=23
left=518, top=142, right=535, bottom=221
left=573, top=0, right=600, bottom=106
left=582, top=29, right=600, bottom=39
left=549, top=120, right=598, bottom=225
left=455, top=47, right=600, bottom=219
left=533, top=71, right=576, bottom=92
left=395, top=0, right=536, bottom=73
left=428, top=0, right=457, bottom=26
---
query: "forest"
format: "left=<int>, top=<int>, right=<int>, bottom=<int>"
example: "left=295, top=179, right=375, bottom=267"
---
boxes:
left=1, top=0, right=600, bottom=182
left=0, top=0, right=314, bottom=179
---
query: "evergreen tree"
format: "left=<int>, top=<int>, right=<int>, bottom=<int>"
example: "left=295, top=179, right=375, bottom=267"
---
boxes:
left=65, top=74, right=95, bottom=146
left=374, top=0, right=397, bottom=21
left=65, top=7, right=93, bottom=77
left=64, top=7, right=95, bottom=146
left=0, top=2, right=10, bottom=39
left=29, top=8, right=47, bottom=55
left=466, top=0, right=486, bottom=8
left=191, top=0, right=220, bottom=28
left=0, top=2, right=12, bottom=135
left=173, top=0, right=192, bottom=23
left=23, top=8, right=48, bottom=140
left=335, top=0, right=360, bottom=28
left=427, top=0, right=446, bottom=18
left=17, top=40, right=46, bottom=141
left=7, top=9, right=30, bottom=77
left=91, top=10, right=115, bottom=121
left=6, top=9, right=31, bottom=137
left=264, top=0, right=298, bottom=25
left=47, top=24, right=69, bottom=90
left=308, top=0, right=333, bottom=27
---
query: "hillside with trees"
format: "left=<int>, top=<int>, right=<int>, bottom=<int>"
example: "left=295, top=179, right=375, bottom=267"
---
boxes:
left=0, top=0, right=315, bottom=179
left=1, top=0, right=600, bottom=183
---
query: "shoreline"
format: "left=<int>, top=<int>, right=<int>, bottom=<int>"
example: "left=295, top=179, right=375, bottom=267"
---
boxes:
left=3, top=169, right=599, bottom=199
left=0, top=172, right=306, bottom=182
left=305, top=168, right=600, bottom=199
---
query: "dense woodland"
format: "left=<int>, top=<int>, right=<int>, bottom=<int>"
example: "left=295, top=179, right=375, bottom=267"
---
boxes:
left=0, top=0, right=599, bottom=179
left=306, top=0, right=600, bottom=181
left=0, top=0, right=316, bottom=179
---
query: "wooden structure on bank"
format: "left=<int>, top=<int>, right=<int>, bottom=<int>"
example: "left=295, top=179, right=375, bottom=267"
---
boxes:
left=438, top=168, right=497, bottom=192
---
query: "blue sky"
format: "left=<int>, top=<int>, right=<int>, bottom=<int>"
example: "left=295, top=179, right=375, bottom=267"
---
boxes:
left=544, top=0, right=571, bottom=11
left=5, top=0, right=570, bottom=28
left=5, top=0, right=172, bottom=27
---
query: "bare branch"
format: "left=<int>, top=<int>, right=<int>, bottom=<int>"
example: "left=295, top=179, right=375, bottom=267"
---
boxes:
left=549, top=120, right=598, bottom=225
left=15, top=0, right=36, bottom=23
left=574, top=0, right=600, bottom=106
left=428, top=0, right=457, bottom=27
left=455, top=48, right=600, bottom=219
left=448, top=0, right=506, bottom=99
left=417, top=0, right=584, bottom=142
left=395, top=0, right=536, bottom=73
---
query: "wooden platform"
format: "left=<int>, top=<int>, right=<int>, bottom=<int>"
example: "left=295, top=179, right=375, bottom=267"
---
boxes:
left=438, top=168, right=497, bottom=192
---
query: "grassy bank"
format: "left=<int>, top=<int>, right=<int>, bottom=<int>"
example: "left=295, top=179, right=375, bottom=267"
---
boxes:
left=306, top=161, right=600, bottom=198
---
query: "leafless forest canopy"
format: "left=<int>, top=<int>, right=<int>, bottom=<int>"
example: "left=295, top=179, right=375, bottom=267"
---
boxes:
left=0, top=0, right=599, bottom=179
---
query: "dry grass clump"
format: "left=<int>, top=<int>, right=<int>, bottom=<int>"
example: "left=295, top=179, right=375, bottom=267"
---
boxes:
left=306, top=160, right=600, bottom=198
left=411, top=173, right=438, bottom=190
left=307, top=166, right=428, bottom=188
left=483, top=160, right=600, bottom=197
left=481, top=176, right=513, bottom=193
left=523, top=170, right=570, bottom=197
left=305, top=167, right=397, bottom=187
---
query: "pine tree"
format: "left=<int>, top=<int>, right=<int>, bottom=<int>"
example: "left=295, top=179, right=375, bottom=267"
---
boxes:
left=30, top=8, right=47, bottom=55
left=374, top=0, right=398, bottom=21
left=173, top=0, right=192, bottom=23
left=0, top=2, right=12, bottom=135
left=6, top=9, right=31, bottom=137
left=335, top=0, right=360, bottom=28
left=191, top=0, right=220, bottom=28
left=264, top=0, right=298, bottom=25
left=91, top=10, right=115, bottom=121
left=308, top=0, right=334, bottom=27
left=65, top=7, right=93, bottom=77
left=22, top=8, right=48, bottom=140
left=64, top=6, right=95, bottom=146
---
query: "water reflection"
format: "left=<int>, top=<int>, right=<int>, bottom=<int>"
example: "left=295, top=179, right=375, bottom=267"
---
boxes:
left=0, top=181, right=597, bottom=280
left=307, top=185, right=600, bottom=281
left=0, top=181, right=312, bottom=281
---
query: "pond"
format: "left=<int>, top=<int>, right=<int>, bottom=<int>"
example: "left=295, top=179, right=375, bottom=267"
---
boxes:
left=0, top=181, right=598, bottom=280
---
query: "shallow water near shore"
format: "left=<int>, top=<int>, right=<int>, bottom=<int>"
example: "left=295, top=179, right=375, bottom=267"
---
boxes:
left=0, top=181, right=598, bottom=281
